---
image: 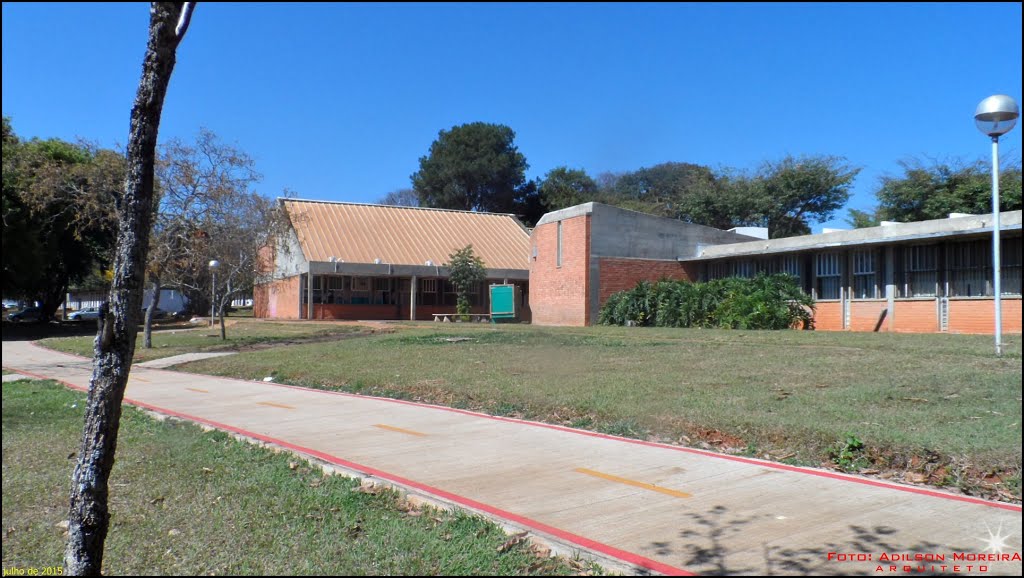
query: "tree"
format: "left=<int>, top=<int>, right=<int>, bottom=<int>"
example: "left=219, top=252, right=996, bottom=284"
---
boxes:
left=446, top=245, right=486, bottom=316
left=378, top=187, right=419, bottom=207
left=1, top=122, right=123, bottom=318
left=538, top=166, right=599, bottom=212
left=411, top=122, right=529, bottom=214
left=65, top=3, right=194, bottom=574
left=746, top=155, right=860, bottom=238
left=143, top=128, right=265, bottom=347
left=859, top=157, right=1023, bottom=225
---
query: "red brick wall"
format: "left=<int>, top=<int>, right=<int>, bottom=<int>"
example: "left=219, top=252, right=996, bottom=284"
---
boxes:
left=947, top=298, right=1022, bottom=334
left=529, top=215, right=591, bottom=326
left=849, top=300, right=890, bottom=332
left=813, top=302, right=843, bottom=331
left=255, top=276, right=301, bottom=319
left=891, top=300, right=938, bottom=333
left=597, top=258, right=698, bottom=311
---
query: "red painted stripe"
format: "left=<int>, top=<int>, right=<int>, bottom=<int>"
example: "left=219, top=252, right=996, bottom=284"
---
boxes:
left=17, top=368, right=693, bottom=576
left=15, top=343, right=1024, bottom=513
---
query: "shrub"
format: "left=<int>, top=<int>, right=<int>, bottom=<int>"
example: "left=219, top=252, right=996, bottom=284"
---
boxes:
left=598, top=273, right=815, bottom=330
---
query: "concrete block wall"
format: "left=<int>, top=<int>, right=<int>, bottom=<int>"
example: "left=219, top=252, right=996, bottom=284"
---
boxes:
left=529, top=214, right=591, bottom=326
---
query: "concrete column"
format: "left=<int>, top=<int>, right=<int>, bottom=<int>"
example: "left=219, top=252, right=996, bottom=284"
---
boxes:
left=885, top=246, right=895, bottom=331
left=307, top=272, right=314, bottom=320
left=410, top=275, right=418, bottom=321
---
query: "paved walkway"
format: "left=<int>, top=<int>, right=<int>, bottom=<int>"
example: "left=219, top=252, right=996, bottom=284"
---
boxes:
left=134, top=351, right=236, bottom=369
left=3, top=340, right=1021, bottom=576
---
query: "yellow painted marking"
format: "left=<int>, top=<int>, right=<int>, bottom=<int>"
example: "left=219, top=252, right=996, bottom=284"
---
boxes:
left=257, top=401, right=296, bottom=410
left=574, top=468, right=692, bottom=499
left=374, top=424, right=428, bottom=437
left=186, top=387, right=209, bottom=394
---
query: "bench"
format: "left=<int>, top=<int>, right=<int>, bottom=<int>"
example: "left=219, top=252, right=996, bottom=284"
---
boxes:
left=432, top=313, right=491, bottom=323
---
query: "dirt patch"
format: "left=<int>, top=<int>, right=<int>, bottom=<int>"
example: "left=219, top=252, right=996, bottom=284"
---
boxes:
left=217, top=329, right=388, bottom=353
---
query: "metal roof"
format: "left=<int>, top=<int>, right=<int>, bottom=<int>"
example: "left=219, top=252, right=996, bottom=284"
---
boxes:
left=282, top=199, right=530, bottom=270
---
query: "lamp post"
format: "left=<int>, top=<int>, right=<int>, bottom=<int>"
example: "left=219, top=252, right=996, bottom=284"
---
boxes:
left=208, top=259, right=220, bottom=327
left=974, top=95, right=1019, bottom=356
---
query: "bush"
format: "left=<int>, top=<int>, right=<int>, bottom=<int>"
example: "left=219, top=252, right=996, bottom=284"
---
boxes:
left=598, top=274, right=814, bottom=330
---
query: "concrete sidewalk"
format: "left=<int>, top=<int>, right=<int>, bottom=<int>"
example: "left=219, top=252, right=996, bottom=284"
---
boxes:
left=3, top=340, right=1021, bottom=576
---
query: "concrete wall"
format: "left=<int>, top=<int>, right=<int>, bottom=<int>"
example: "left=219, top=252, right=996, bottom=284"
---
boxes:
left=530, top=213, right=591, bottom=326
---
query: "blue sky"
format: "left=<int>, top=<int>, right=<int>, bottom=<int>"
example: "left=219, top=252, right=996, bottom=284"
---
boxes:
left=3, top=2, right=1021, bottom=231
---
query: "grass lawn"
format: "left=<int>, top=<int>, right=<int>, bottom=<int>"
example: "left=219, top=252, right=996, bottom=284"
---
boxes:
left=1, top=380, right=590, bottom=575
left=41, top=319, right=369, bottom=363
left=180, top=324, right=1022, bottom=498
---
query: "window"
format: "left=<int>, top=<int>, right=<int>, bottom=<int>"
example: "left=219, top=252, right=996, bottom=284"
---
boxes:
left=852, top=250, right=879, bottom=299
left=947, top=240, right=989, bottom=297
left=421, top=279, right=437, bottom=293
left=779, top=255, right=802, bottom=279
left=1001, top=237, right=1022, bottom=296
left=733, top=260, right=754, bottom=279
left=708, top=261, right=730, bottom=280
left=904, top=245, right=937, bottom=297
left=815, top=252, right=841, bottom=299
left=556, top=221, right=563, bottom=267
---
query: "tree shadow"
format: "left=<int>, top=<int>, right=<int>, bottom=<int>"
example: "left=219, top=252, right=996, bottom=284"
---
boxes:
left=645, top=504, right=973, bottom=576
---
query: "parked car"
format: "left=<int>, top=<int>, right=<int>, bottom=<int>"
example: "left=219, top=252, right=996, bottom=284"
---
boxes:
left=67, top=307, right=102, bottom=322
left=7, top=306, right=44, bottom=322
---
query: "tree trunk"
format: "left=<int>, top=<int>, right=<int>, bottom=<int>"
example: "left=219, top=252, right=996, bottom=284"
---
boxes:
left=143, top=276, right=161, bottom=349
left=219, top=299, right=226, bottom=340
left=65, top=4, right=193, bottom=575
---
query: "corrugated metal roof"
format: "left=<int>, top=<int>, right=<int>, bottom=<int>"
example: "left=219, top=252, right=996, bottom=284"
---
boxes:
left=283, top=199, right=530, bottom=270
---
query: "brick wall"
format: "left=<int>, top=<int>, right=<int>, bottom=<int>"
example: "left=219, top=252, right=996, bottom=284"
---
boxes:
left=254, top=276, right=301, bottom=319
left=529, top=215, right=591, bottom=326
left=891, top=300, right=938, bottom=333
left=947, top=298, right=1022, bottom=334
left=596, top=257, right=698, bottom=311
left=814, top=302, right=843, bottom=331
left=848, top=300, right=889, bottom=332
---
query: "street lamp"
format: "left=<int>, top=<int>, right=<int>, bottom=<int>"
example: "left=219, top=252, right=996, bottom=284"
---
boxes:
left=974, top=94, right=1019, bottom=356
left=208, top=259, right=221, bottom=327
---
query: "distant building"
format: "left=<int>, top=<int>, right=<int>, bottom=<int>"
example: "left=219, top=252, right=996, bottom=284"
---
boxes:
left=66, top=287, right=189, bottom=313
left=528, top=203, right=1023, bottom=334
left=254, top=199, right=531, bottom=321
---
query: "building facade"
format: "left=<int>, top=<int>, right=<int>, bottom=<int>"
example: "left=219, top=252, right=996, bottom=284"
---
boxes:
left=528, top=203, right=1023, bottom=334
left=255, top=200, right=531, bottom=321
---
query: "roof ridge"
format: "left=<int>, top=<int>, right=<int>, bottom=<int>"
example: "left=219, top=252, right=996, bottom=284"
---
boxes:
left=280, top=198, right=520, bottom=218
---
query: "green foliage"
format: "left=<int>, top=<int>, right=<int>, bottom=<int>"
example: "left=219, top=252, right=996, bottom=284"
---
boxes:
left=446, top=245, right=486, bottom=315
left=538, top=166, right=600, bottom=212
left=751, top=155, right=861, bottom=238
left=411, top=122, right=529, bottom=214
left=829, top=433, right=868, bottom=472
left=1, top=118, right=123, bottom=317
left=599, top=274, right=815, bottom=330
left=862, top=157, right=1022, bottom=225
left=595, top=156, right=859, bottom=238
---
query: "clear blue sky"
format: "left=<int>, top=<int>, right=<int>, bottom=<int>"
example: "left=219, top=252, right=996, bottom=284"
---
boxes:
left=3, top=2, right=1021, bottom=231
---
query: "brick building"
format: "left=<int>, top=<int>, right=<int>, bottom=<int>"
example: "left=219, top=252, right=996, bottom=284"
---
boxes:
left=254, top=200, right=530, bottom=321
left=528, top=203, right=1023, bottom=334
